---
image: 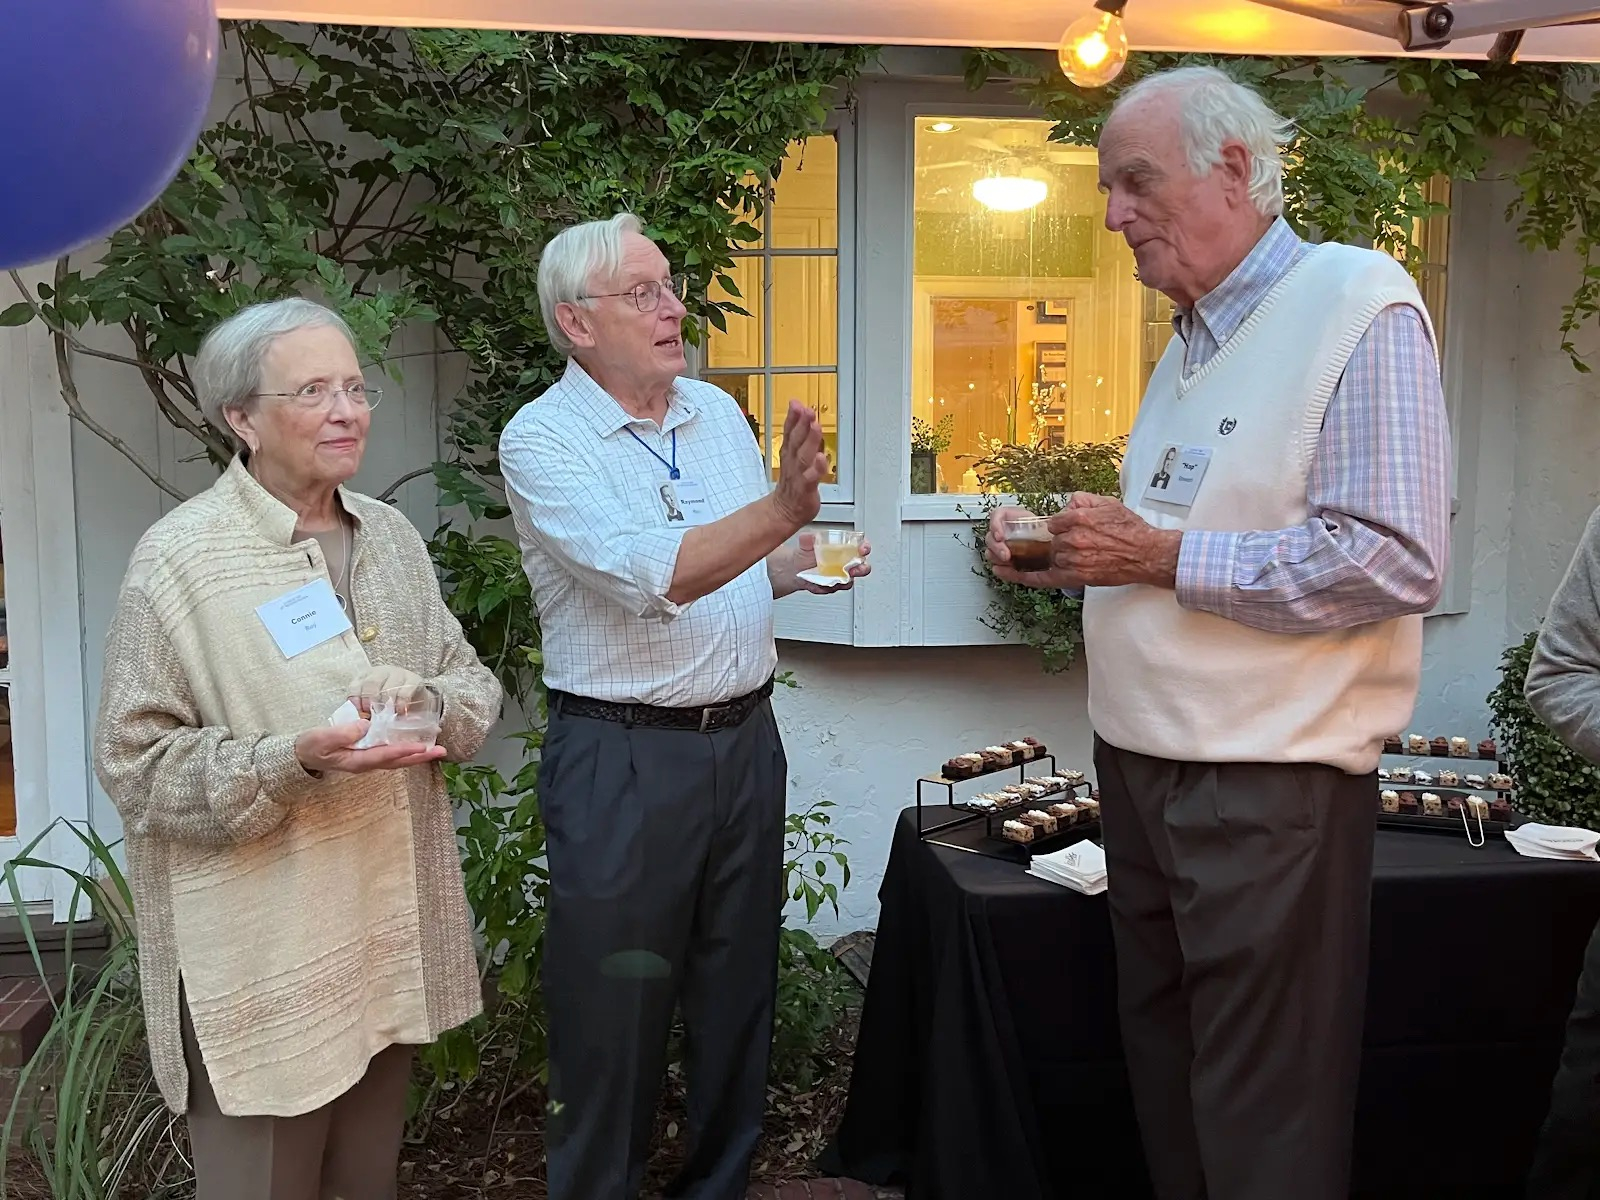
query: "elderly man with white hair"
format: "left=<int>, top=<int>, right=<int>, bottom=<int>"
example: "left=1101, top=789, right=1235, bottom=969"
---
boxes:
left=499, top=212, right=869, bottom=1200
left=988, top=66, right=1452, bottom=1198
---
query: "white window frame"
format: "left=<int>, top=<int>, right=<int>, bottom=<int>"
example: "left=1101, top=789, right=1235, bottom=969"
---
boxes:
left=0, top=278, right=93, bottom=920
left=1429, top=179, right=1483, bottom=617
left=853, top=79, right=1062, bottom=645
left=700, top=118, right=857, bottom=510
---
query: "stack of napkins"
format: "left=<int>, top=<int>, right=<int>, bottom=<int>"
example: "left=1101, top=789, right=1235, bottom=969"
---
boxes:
left=1027, top=840, right=1108, bottom=895
left=1506, top=823, right=1600, bottom=862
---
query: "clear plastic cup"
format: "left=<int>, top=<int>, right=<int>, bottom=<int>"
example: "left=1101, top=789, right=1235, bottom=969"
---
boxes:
left=378, top=685, right=442, bottom=747
left=813, top=529, right=865, bottom=580
left=1002, top=515, right=1053, bottom=571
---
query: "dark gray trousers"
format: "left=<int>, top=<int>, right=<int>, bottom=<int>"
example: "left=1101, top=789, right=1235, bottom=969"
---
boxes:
left=1094, top=737, right=1376, bottom=1200
left=1527, top=916, right=1600, bottom=1200
left=540, top=698, right=788, bottom=1200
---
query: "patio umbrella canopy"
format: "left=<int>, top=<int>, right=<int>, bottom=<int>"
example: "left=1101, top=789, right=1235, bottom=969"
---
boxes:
left=219, top=0, right=1600, bottom=60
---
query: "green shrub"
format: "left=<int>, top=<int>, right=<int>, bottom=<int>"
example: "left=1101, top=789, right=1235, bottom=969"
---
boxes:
left=1487, top=629, right=1600, bottom=827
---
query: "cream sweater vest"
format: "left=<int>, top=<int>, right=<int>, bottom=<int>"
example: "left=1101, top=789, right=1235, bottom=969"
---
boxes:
left=1081, top=243, right=1434, bottom=775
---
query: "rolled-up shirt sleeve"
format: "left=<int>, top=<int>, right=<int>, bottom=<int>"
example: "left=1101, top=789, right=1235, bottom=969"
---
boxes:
left=1175, top=303, right=1452, bottom=633
left=500, top=420, right=688, bottom=621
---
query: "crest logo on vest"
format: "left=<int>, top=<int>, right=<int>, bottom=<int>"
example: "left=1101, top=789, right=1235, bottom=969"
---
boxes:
left=1218, top=417, right=1238, bottom=436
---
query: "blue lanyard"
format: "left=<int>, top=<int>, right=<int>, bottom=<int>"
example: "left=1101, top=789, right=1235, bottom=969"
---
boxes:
left=626, top=428, right=679, bottom=480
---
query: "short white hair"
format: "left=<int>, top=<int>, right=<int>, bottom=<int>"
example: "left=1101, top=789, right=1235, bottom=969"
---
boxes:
left=538, top=212, right=644, bottom=357
left=194, top=298, right=356, bottom=441
left=1111, top=66, right=1294, bottom=218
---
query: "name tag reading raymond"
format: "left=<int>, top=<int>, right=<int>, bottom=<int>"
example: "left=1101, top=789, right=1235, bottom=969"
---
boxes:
left=658, top=477, right=712, bottom=527
left=257, top=577, right=354, bottom=659
left=1142, top=444, right=1213, bottom=510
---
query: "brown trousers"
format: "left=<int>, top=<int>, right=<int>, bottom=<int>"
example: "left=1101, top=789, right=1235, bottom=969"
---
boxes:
left=180, top=994, right=414, bottom=1200
left=1095, top=737, right=1377, bottom=1200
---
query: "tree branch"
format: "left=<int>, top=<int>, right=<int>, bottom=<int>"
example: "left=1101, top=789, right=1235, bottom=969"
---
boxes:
left=122, top=320, right=234, bottom=464
left=8, top=264, right=189, bottom=503
left=377, top=465, right=435, bottom=502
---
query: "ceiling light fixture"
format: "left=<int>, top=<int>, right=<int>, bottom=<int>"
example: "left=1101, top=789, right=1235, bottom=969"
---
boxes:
left=928, top=121, right=957, bottom=133
left=1059, top=0, right=1130, bottom=88
left=972, top=176, right=1049, bottom=212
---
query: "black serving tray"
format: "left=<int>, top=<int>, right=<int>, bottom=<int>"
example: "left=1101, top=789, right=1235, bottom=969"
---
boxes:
left=921, top=751, right=1057, bottom=788
left=987, top=817, right=1102, bottom=866
left=952, top=778, right=1091, bottom=816
left=1376, top=812, right=1517, bottom=837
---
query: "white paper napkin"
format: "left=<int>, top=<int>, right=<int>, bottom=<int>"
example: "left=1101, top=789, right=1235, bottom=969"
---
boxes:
left=330, top=698, right=382, bottom=748
left=1027, top=840, right=1109, bottom=894
left=1505, top=823, right=1600, bottom=862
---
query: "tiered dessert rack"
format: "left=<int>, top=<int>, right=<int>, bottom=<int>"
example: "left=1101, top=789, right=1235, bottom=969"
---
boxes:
left=915, top=739, right=1101, bottom=864
left=1376, top=732, right=1521, bottom=846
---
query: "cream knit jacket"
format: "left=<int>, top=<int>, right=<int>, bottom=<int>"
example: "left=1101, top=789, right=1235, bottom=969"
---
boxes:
left=94, top=458, right=501, bottom=1117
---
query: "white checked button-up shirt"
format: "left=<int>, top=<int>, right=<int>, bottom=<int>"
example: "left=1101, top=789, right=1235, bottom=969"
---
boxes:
left=499, top=359, right=778, bottom=707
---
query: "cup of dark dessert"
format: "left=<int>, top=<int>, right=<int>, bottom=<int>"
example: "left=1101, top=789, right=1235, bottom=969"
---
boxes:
left=1002, top=515, right=1053, bottom=571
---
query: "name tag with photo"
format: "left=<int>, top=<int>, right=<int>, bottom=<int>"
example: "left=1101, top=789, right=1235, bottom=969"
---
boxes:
left=257, top=578, right=354, bottom=659
left=659, top=477, right=712, bottom=527
left=1142, top=444, right=1213, bottom=510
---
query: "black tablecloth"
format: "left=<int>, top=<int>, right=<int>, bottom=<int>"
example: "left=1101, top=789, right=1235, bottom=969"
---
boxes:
left=821, top=807, right=1600, bottom=1200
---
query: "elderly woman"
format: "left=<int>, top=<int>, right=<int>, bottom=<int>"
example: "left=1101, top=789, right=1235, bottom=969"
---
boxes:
left=93, top=297, right=501, bottom=1200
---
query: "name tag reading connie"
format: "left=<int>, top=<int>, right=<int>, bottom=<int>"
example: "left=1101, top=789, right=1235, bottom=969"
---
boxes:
left=257, top=578, right=354, bottom=659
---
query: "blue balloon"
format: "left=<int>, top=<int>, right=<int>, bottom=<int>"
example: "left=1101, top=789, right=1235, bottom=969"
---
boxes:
left=0, top=0, right=219, bottom=270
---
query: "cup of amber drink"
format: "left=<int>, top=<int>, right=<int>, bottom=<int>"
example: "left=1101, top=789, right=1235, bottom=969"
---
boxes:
left=813, top=529, right=865, bottom=579
left=1002, top=515, right=1053, bottom=571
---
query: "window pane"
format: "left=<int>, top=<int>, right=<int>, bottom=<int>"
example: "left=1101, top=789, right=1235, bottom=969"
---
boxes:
left=772, top=255, right=838, bottom=367
left=767, top=373, right=839, bottom=485
left=707, top=257, right=763, bottom=369
left=712, top=373, right=768, bottom=460
left=911, top=116, right=1152, bottom=494
left=771, top=135, right=838, bottom=250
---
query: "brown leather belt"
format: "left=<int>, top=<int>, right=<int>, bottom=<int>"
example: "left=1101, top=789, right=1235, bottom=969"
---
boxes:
left=550, top=677, right=774, bottom=734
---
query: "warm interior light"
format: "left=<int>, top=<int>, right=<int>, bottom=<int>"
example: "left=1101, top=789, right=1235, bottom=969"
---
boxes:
left=1059, top=4, right=1130, bottom=89
left=972, top=175, right=1048, bottom=212
left=928, top=121, right=957, bottom=133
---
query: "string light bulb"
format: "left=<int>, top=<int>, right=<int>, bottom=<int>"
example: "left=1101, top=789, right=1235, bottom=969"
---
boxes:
left=1059, top=0, right=1130, bottom=89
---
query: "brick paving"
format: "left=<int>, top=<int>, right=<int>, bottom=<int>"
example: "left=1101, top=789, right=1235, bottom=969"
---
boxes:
left=745, top=1180, right=901, bottom=1199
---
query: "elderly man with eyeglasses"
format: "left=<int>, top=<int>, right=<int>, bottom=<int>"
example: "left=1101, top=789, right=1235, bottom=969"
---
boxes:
left=499, top=212, right=870, bottom=1200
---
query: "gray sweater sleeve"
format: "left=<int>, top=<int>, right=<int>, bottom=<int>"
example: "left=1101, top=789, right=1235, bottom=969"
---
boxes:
left=1526, top=507, right=1600, bottom=763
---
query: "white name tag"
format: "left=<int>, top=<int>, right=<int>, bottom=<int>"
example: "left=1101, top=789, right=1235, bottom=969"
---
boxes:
left=1142, top=444, right=1213, bottom=510
left=256, top=578, right=354, bottom=659
left=659, top=477, right=712, bottom=527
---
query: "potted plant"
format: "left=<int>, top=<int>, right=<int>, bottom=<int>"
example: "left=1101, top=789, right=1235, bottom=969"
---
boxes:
left=910, top=415, right=953, bottom=495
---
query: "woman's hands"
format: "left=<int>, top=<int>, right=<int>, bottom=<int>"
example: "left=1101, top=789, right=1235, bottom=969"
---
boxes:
left=348, top=665, right=426, bottom=715
left=294, top=722, right=444, bottom=775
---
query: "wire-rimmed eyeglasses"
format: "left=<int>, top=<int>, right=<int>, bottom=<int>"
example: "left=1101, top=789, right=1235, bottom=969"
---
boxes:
left=580, top=274, right=688, bottom=313
left=254, top=381, right=384, bottom=411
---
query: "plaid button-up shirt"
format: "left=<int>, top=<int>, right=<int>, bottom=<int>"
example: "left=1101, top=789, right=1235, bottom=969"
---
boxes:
left=500, top=359, right=778, bottom=706
left=1170, top=218, right=1453, bottom=631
